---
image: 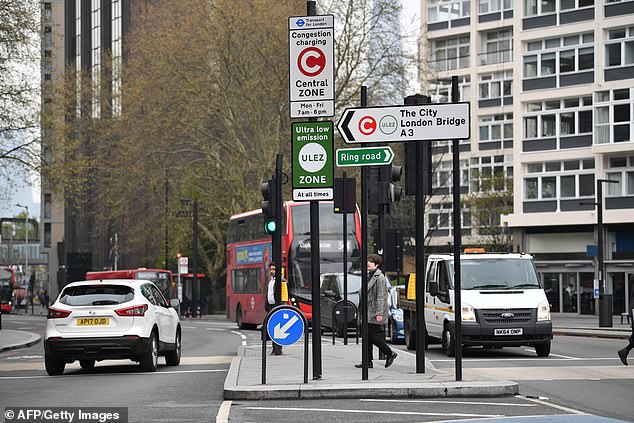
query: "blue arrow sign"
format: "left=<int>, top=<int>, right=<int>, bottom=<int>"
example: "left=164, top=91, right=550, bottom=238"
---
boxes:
left=267, top=307, right=305, bottom=346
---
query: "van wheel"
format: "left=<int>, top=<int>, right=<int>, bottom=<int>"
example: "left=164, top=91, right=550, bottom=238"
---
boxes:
left=405, top=324, right=416, bottom=350
left=535, top=341, right=551, bottom=357
left=442, top=325, right=455, bottom=357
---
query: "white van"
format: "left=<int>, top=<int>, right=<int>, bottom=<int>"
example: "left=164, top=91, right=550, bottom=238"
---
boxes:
left=425, top=252, right=552, bottom=357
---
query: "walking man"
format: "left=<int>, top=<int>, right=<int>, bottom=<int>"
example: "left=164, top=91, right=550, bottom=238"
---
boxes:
left=618, top=308, right=634, bottom=365
left=356, top=254, right=397, bottom=369
left=266, top=263, right=283, bottom=355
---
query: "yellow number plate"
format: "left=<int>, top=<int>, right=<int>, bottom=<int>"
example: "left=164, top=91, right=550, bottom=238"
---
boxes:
left=77, top=317, right=110, bottom=326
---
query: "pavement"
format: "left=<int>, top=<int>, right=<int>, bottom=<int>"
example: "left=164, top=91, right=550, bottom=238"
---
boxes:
left=1, top=312, right=631, bottom=400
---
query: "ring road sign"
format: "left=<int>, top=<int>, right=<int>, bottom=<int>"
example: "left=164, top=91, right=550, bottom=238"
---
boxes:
left=336, top=146, right=394, bottom=167
left=267, top=307, right=305, bottom=346
left=337, top=102, right=470, bottom=144
left=292, top=121, right=334, bottom=201
left=289, top=15, right=334, bottom=118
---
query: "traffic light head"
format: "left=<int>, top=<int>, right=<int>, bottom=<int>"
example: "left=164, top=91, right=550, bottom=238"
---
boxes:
left=381, top=164, right=402, bottom=203
left=261, top=178, right=277, bottom=234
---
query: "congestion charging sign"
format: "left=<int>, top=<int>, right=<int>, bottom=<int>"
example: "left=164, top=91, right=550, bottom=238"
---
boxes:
left=289, top=15, right=335, bottom=118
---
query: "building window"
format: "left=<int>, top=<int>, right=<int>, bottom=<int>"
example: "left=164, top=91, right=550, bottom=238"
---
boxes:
left=112, top=0, right=122, bottom=117
left=44, top=194, right=52, bottom=219
left=479, top=0, right=513, bottom=14
left=428, top=0, right=470, bottom=23
left=523, top=159, right=595, bottom=201
left=605, top=26, right=634, bottom=68
left=523, top=33, right=594, bottom=79
left=44, top=223, right=51, bottom=248
left=479, top=70, right=512, bottom=101
left=430, top=35, right=470, bottom=72
left=561, top=0, right=594, bottom=9
left=479, top=114, right=513, bottom=143
left=594, top=88, right=633, bottom=144
left=429, top=76, right=471, bottom=103
left=91, top=0, right=101, bottom=118
left=480, top=28, right=513, bottom=65
left=469, top=155, right=513, bottom=193
left=605, top=156, right=634, bottom=196
left=524, top=0, right=555, bottom=16
left=524, top=96, right=593, bottom=142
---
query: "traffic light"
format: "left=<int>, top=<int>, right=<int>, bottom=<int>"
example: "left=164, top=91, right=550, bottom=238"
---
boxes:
left=381, top=164, right=402, bottom=203
left=403, top=94, right=432, bottom=196
left=260, top=177, right=277, bottom=234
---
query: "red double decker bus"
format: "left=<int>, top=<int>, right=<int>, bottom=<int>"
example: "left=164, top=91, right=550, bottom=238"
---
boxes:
left=0, top=266, right=15, bottom=313
left=226, top=201, right=361, bottom=329
left=85, top=268, right=174, bottom=299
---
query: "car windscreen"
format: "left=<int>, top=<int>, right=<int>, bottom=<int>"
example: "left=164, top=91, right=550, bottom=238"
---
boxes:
left=449, top=258, right=541, bottom=290
left=59, top=285, right=135, bottom=306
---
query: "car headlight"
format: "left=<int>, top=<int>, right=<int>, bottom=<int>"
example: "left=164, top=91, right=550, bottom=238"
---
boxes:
left=537, top=300, right=551, bottom=321
left=461, top=303, right=476, bottom=322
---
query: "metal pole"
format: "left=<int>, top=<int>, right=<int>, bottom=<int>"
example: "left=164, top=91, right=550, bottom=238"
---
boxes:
left=165, top=173, right=169, bottom=294
left=193, top=199, right=198, bottom=317
left=360, top=86, right=369, bottom=380
left=451, top=76, right=463, bottom=381
left=343, top=171, right=349, bottom=345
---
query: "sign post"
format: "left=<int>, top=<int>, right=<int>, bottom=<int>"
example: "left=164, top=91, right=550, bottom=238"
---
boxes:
left=292, top=121, right=334, bottom=201
left=289, top=15, right=335, bottom=118
left=177, top=256, right=188, bottom=301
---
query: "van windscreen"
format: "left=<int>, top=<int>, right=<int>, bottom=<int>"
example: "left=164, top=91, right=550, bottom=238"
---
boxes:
left=449, top=259, right=540, bottom=290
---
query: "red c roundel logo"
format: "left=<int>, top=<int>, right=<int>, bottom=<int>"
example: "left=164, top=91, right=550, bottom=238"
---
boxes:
left=358, top=116, right=376, bottom=136
left=298, top=47, right=326, bottom=77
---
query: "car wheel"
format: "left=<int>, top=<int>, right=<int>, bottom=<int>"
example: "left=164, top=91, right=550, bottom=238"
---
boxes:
left=45, top=354, right=65, bottom=376
left=535, top=341, right=551, bottom=357
left=140, top=332, right=159, bottom=372
left=442, top=325, right=455, bottom=357
left=79, top=359, right=95, bottom=370
left=165, top=329, right=181, bottom=366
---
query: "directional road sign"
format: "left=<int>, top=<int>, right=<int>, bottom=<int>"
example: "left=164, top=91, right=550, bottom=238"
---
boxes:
left=289, top=15, right=335, bottom=118
left=267, top=307, right=305, bottom=346
left=336, top=146, right=394, bottom=167
left=337, top=102, right=470, bottom=144
left=292, top=121, right=334, bottom=201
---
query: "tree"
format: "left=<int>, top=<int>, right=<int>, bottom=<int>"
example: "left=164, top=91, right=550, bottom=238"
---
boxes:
left=463, top=170, right=514, bottom=251
left=0, top=0, right=40, bottom=199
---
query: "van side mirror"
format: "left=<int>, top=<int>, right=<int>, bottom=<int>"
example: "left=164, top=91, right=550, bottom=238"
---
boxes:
left=429, top=281, right=438, bottom=297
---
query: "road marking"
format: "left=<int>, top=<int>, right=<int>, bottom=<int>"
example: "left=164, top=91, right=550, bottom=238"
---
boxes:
left=216, top=401, right=231, bottom=423
left=520, top=395, right=587, bottom=415
left=0, top=369, right=228, bottom=380
left=431, top=357, right=621, bottom=362
left=361, top=399, right=537, bottom=407
left=242, top=406, right=502, bottom=418
left=230, top=330, right=247, bottom=346
left=522, top=348, right=575, bottom=359
left=182, top=326, right=198, bottom=329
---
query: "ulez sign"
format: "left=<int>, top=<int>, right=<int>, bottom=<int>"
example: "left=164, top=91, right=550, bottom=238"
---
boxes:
left=336, top=146, right=394, bottom=167
left=291, top=121, right=334, bottom=201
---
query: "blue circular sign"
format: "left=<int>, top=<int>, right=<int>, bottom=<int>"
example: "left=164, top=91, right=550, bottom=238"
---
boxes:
left=266, top=307, right=305, bottom=346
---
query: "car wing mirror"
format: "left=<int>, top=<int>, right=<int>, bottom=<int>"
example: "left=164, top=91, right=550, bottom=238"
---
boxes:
left=169, top=298, right=181, bottom=309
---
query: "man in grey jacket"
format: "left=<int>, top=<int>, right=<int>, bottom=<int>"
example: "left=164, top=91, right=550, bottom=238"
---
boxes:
left=355, top=254, right=398, bottom=369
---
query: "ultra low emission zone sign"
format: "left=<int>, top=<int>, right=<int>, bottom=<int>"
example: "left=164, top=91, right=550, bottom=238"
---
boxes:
left=292, top=121, right=334, bottom=201
left=337, top=102, right=471, bottom=143
left=289, top=15, right=335, bottom=118
left=336, top=146, right=394, bottom=167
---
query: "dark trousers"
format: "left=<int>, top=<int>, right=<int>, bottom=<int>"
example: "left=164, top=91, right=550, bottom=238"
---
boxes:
left=367, top=323, right=391, bottom=362
left=266, top=303, right=282, bottom=354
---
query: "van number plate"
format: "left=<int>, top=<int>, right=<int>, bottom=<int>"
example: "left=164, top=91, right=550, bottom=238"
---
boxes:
left=494, top=328, right=522, bottom=336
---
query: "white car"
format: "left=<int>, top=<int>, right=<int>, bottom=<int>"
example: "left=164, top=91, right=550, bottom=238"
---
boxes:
left=44, top=279, right=181, bottom=375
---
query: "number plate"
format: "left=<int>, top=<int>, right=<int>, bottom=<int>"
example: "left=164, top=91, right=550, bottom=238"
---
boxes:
left=494, top=328, right=522, bottom=336
left=77, top=317, right=110, bottom=326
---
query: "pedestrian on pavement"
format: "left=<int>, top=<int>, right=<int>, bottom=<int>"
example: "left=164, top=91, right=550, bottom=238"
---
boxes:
left=617, top=308, right=634, bottom=365
left=266, top=263, right=284, bottom=355
left=356, top=253, right=397, bottom=369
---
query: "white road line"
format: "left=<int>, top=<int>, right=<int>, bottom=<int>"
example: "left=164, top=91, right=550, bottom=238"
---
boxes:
left=206, top=328, right=227, bottom=331
left=523, top=348, right=576, bottom=359
left=229, top=330, right=247, bottom=346
left=182, top=326, right=198, bottom=329
left=242, top=406, right=502, bottom=418
left=216, top=400, right=231, bottom=423
left=519, top=396, right=587, bottom=415
left=431, top=357, right=616, bottom=362
left=361, top=399, right=537, bottom=407
left=0, top=369, right=227, bottom=380
left=428, top=414, right=581, bottom=423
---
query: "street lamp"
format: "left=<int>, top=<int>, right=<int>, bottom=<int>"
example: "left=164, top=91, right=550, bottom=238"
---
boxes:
left=581, top=179, right=619, bottom=327
left=15, top=204, right=29, bottom=314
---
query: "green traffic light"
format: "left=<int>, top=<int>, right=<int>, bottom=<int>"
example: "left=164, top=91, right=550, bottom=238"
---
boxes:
left=264, top=220, right=276, bottom=234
